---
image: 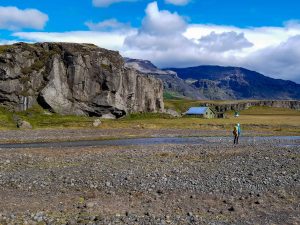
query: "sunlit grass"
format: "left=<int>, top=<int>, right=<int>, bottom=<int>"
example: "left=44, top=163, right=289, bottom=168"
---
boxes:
left=0, top=103, right=299, bottom=134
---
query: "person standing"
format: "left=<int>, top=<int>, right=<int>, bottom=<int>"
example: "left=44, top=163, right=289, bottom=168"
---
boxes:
left=233, top=123, right=241, bottom=144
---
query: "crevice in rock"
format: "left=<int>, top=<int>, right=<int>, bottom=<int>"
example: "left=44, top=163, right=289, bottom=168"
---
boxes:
left=37, top=94, right=53, bottom=111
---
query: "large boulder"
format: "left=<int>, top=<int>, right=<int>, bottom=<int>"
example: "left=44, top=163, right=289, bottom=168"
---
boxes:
left=0, top=42, right=164, bottom=117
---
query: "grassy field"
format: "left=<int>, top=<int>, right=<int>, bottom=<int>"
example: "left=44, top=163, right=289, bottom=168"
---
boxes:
left=0, top=105, right=94, bottom=130
left=0, top=102, right=299, bottom=134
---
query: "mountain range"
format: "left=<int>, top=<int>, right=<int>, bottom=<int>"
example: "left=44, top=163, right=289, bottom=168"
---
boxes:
left=125, top=58, right=300, bottom=100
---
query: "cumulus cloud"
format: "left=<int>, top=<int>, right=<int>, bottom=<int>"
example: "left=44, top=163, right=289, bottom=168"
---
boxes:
left=124, top=2, right=194, bottom=64
left=85, top=19, right=131, bottom=32
left=165, top=0, right=190, bottom=6
left=13, top=31, right=133, bottom=50
left=124, top=1, right=189, bottom=49
left=92, top=0, right=136, bottom=7
left=0, top=6, right=48, bottom=30
left=198, top=31, right=253, bottom=52
left=141, top=1, right=187, bottom=35
left=9, top=2, right=300, bottom=83
left=123, top=3, right=300, bottom=83
left=244, top=35, right=300, bottom=82
left=0, top=39, right=18, bottom=45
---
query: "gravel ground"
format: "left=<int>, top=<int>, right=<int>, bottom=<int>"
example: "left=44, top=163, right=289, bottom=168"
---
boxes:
left=0, top=128, right=265, bottom=143
left=0, top=132, right=299, bottom=224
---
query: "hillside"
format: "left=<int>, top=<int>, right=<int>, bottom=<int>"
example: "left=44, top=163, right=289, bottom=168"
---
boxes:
left=124, top=58, right=204, bottom=99
left=168, top=65, right=300, bottom=100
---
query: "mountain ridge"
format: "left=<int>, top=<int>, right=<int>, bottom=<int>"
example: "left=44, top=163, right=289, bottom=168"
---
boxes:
left=167, top=65, right=300, bottom=100
left=124, top=58, right=300, bottom=100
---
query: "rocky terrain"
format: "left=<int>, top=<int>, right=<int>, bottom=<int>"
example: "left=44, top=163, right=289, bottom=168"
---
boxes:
left=0, top=130, right=299, bottom=225
left=0, top=43, right=164, bottom=118
left=203, top=100, right=300, bottom=113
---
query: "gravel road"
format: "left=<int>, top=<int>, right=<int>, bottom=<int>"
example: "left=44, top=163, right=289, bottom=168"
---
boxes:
left=0, top=130, right=299, bottom=224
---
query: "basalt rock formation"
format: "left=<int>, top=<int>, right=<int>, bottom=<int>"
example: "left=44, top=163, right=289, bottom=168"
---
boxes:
left=202, top=100, right=300, bottom=113
left=0, top=42, right=164, bottom=117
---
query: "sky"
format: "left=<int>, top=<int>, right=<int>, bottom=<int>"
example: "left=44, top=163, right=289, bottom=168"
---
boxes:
left=0, top=0, right=300, bottom=83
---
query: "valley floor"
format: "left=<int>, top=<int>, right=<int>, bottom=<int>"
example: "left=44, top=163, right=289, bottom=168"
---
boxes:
left=0, top=130, right=299, bottom=225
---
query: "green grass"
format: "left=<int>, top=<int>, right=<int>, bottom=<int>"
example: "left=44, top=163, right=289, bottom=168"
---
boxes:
left=0, top=107, right=16, bottom=129
left=164, top=99, right=205, bottom=112
left=0, top=45, right=14, bottom=54
left=0, top=103, right=299, bottom=134
left=0, top=105, right=94, bottom=130
left=163, top=91, right=185, bottom=100
left=124, top=112, right=173, bottom=120
left=240, top=106, right=300, bottom=115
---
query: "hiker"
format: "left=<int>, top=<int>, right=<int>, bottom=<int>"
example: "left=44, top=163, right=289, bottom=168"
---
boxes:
left=233, top=123, right=241, bottom=144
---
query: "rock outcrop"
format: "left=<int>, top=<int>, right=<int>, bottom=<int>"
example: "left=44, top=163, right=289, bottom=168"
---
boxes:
left=0, top=42, right=164, bottom=117
left=202, top=100, right=300, bottom=113
left=125, top=58, right=204, bottom=99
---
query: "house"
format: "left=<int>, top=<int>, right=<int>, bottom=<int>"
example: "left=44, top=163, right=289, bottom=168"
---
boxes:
left=184, top=107, right=216, bottom=119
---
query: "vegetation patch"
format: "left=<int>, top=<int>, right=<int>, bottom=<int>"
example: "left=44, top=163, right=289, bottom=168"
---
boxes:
left=163, top=91, right=185, bottom=100
left=0, top=45, right=14, bottom=54
left=0, top=102, right=299, bottom=135
left=101, top=63, right=112, bottom=73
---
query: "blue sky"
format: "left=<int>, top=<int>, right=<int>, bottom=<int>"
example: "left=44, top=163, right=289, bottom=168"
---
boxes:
left=0, top=0, right=300, bottom=82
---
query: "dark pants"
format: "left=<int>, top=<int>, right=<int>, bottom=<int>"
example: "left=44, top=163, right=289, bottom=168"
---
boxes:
left=234, top=135, right=239, bottom=144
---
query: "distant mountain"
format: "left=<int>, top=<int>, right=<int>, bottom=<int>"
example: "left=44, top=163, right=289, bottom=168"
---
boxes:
left=124, top=58, right=172, bottom=75
left=167, top=65, right=300, bottom=100
left=125, top=58, right=300, bottom=100
left=124, top=58, right=204, bottom=99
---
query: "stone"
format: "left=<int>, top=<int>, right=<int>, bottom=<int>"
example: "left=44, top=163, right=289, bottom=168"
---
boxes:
left=93, top=119, right=101, bottom=127
left=17, top=120, right=32, bottom=129
left=0, top=42, right=164, bottom=117
left=86, top=202, right=95, bottom=208
left=164, top=109, right=181, bottom=117
left=100, top=113, right=116, bottom=119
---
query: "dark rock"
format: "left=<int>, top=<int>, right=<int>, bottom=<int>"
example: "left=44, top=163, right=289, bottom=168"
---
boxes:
left=228, top=206, right=235, bottom=212
left=0, top=43, right=164, bottom=117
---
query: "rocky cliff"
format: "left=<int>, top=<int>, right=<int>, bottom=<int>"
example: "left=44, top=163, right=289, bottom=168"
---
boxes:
left=124, top=58, right=204, bottom=99
left=202, top=100, right=300, bottom=113
left=0, top=42, right=164, bottom=117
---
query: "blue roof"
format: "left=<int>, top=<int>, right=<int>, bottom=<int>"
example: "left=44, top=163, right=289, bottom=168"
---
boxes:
left=185, top=107, right=208, bottom=115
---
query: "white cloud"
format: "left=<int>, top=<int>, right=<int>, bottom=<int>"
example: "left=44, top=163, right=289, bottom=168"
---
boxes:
left=9, top=2, right=300, bottom=83
left=244, top=35, right=300, bottom=82
left=92, top=0, right=136, bottom=7
left=0, top=39, right=18, bottom=45
left=85, top=19, right=131, bottom=32
left=141, top=1, right=187, bottom=35
left=198, top=31, right=253, bottom=52
left=123, top=3, right=300, bottom=83
left=13, top=31, right=134, bottom=51
left=0, top=6, right=48, bottom=30
left=165, top=0, right=190, bottom=6
left=124, top=1, right=189, bottom=50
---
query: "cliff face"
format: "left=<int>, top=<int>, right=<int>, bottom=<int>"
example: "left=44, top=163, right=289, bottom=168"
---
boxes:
left=124, top=58, right=205, bottom=99
left=203, top=100, right=300, bottom=113
left=0, top=42, right=164, bottom=117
